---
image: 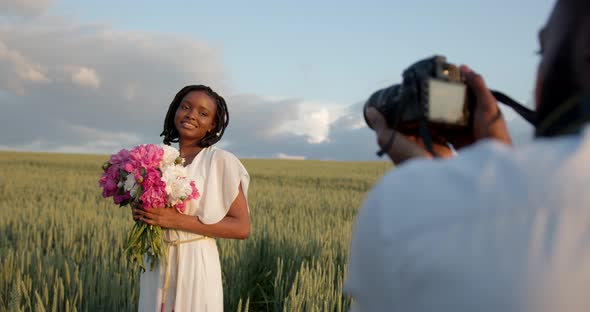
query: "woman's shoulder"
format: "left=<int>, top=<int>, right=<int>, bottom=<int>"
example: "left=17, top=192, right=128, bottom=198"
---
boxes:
left=200, top=147, right=249, bottom=181
left=206, top=146, right=238, bottom=159
left=202, top=146, right=244, bottom=167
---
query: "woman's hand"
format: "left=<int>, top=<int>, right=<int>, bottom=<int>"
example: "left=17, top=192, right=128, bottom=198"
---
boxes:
left=130, top=183, right=250, bottom=239
left=130, top=201, right=141, bottom=220
left=132, top=206, right=183, bottom=229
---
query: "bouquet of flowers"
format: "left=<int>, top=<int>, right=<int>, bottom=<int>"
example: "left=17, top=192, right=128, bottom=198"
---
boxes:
left=98, top=144, right=199, bottom=271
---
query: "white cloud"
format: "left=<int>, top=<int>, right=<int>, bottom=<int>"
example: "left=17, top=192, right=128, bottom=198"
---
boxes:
left=0, top=0, right=54, bottom=17
left=351, top=121, right=366, bottom=129
left=0, top=15, right=231, bottom=154
left=65, top=65, right=101, bottom=88
left=52, top=141, right=131, bottom=154
left=0, top=122, right=143, bottom=155
left=276, top=101, right=347, bottom=144
left=63, top=124, right=141, bottom=145
left=223, top=99, right=378, bottom=160
left=124, top=82, right=139, bottom=100
left=0, top=140, right=46, bottom=152
left=275, top=153, right=306, bottom=160
left=0, top=39, right=49, bottom=94
left=0, top=10, right=381, bottom=160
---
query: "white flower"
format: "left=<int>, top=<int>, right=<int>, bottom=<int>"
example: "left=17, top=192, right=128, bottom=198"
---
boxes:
left=123, top=173, right=140, bottom=197
left=160, top=144, right=180, bottom=168
left=161, top=165, right=193, bottom=204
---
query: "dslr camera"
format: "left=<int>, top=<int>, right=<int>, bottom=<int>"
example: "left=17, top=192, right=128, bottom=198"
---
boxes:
left=364, top=55, right=472, bottom=142
left=364, top=55, right=534, bottom=155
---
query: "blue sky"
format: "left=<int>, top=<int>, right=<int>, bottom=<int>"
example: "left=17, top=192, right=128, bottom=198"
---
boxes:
left=52, top=0, right=553, bottom=104
left=0, top=0, right=555, bottom=159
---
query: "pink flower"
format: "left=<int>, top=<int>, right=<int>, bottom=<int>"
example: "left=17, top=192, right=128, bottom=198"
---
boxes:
left=99, top=144, right=201, bottom=215
left=97, top=144, right=201, bottom=274
left=110, top=149, right=131, bottom=168
left=188, top=181, right=200, bottom=201
left=98, top=165, right=120, bottom=198
left=140, top=167, right=167, bottom=210
left=99, top=163, right=132, bottom=205
left=114, top=192, right=131, bottom=204
left=126, top=144, right=164, bottom=174
left=176, top=201, right=186, bottom=212
left=123, top=162, right=136, bottom=174
left=175, top=181, right=199, bottom=213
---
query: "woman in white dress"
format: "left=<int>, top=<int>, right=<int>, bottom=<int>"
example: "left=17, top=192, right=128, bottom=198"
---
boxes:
left=132, top=85, right=251, bottom=312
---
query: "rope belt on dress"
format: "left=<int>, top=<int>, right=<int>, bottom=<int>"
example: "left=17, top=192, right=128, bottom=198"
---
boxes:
left=160, top=233, right=213, bottom=312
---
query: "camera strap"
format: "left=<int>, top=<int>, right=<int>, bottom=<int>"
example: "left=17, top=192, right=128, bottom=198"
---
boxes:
left=376, top=132, right=396, bottom=158
left=535, top=94, right=590, bottom=137
left=489, top=91, right=590, bottom=137
left=417, top=119, right=436, bottom=156
left=376, top=92, right=412, bottom=158
left=413, top=90, right=532, bottom=158
left=491, top=91, right=536, bottom=125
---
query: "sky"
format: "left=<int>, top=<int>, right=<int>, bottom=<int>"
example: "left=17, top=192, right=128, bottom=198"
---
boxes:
left=0, top=0, right=554, bottom=160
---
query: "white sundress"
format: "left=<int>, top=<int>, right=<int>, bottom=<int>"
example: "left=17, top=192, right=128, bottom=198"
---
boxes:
left=137, top=146, right=250, bottom=312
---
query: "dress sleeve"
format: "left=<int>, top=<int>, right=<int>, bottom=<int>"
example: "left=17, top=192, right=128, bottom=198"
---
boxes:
left=196, top=149, right=250, bottom=224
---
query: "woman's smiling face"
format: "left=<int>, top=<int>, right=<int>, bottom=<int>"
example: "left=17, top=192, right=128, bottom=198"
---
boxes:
left=174, top=91, right=217, bottom=142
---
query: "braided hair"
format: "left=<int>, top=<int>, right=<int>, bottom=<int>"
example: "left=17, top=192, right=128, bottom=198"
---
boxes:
left=160, top=85, right=229, bottom=147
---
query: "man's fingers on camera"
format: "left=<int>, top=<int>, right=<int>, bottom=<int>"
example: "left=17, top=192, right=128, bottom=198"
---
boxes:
left=460, top=65, right=498, bottom=112
left=460, top=65, right=486, bottom=92
left=459, top=64, right=512, bottom=145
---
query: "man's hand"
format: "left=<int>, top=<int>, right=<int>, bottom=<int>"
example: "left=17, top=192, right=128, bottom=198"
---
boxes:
left=460, top=65, right=512, bottom=145
left=365, top=107, right=434, bottom=164
left=366, top=65, right=512, bottom=164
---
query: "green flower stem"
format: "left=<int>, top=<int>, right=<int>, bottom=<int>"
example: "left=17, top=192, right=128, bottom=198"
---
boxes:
left=125, top=220, right=167, bottom=272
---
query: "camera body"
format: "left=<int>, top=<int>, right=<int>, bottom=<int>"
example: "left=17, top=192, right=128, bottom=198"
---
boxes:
left=364, top=55, right=474, bottom=138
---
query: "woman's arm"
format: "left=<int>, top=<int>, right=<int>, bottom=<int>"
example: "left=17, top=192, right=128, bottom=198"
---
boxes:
left=132, top=183, right=250, bottom=239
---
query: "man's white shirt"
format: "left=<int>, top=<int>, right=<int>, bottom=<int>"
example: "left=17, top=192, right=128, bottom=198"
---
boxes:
left=346, top=126, right=590, bottom=312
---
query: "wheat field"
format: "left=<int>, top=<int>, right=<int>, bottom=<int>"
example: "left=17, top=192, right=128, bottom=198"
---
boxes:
left=0, top=151, right=391, bottom=312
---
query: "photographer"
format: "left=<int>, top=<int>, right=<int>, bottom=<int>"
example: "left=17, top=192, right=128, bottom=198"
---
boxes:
left=365, top=64, right=512, bottom=164
left=346, top=0, right=590, bottom=311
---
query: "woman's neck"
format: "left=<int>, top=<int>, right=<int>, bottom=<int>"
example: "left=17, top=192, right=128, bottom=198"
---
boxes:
left=178, top=140, right=203, bottom=162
